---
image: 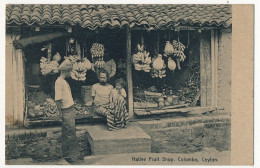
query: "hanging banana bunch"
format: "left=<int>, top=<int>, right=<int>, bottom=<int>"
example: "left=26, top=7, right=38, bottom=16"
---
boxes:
left=172, top=40, right=186, bottom=70
left=132, top=44, right=152, bottom=72
left=90, top=43, right=105, bottom=69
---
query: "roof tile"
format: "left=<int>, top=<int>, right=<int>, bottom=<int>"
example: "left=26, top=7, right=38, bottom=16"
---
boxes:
left=6, top=4, right=232, bottom=29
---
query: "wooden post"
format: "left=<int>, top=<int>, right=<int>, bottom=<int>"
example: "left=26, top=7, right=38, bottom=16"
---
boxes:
left=200, top=31, right=212, bottom=107
left=214, top=30, right=219, bottom=107
left=126, top=27, right=133, bottom=118
left=211, top=30, right=218, bottom=107
left=211, top=30, right=215, bottom=106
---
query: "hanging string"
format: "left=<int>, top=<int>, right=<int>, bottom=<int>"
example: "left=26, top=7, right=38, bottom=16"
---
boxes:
left=157, top=32, right=160, bottom=55
left=187, top=31, right=190, bottom=48
left=177, top=31, right=180, bottom=43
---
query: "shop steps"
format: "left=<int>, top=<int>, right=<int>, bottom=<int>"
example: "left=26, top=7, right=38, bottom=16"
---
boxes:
left=86, top=124, right=151, bottom=155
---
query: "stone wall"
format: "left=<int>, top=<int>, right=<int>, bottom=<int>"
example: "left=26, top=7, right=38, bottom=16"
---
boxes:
left=5, top=126, right=91, bottom=161
left=6, top=115, right=230, bottom=162
left=138, top=115, right=231, bottom=153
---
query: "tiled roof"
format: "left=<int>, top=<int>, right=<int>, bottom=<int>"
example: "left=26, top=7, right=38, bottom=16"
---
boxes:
left=6, top=4, right=232, bottom=29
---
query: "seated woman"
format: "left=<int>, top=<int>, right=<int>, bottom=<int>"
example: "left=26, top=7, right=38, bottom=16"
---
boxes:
left=87, top=70, right=129, bottom=131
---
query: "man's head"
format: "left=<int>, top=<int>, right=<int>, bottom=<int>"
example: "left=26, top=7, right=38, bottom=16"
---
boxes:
left=59, top=59, right=73, bottom=78
left=98, top=69, right=109, bottom=85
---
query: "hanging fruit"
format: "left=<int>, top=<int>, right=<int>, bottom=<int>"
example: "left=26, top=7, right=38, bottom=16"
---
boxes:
left=90, top=43, right=105, bottom=69
left=167, top=57, right=176, bottom=71
left=164, top=41, right=175, bottom=56
left=132, top=44, right=152, bottom=72
left=172, top=40, right=186, bottom=70
left=40, top=52, right=61, bottom=76
left=152, top=54, right=164, bottom=71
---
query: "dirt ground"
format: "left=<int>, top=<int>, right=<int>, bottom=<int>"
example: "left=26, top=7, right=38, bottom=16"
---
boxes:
left=6, top=147, right=230, bottom=165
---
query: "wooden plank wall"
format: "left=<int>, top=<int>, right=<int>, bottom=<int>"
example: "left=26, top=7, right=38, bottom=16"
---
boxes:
left=200, top=31, right=212, bottom=107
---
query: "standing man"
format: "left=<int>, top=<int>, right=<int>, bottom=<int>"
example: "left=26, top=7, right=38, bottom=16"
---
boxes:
left=55, top=59, right=81, bottom=163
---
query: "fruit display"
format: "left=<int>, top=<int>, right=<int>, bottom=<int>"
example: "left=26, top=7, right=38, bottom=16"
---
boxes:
left=164, top=41, right=175, bottom=56
left=132, top=44, right=152, bottom=72
left=43, top=98, right=59, bottom=117
left=74, top=103, right=89, bottom=115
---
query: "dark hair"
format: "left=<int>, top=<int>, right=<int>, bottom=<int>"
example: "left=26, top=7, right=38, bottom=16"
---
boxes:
left=98, top=69, right=109, bottom=78
left=115, top=78, right=125, bottom=88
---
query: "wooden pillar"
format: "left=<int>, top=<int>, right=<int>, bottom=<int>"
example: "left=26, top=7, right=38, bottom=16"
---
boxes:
left=6, top=33, right=14, bottom=126
left=200, top=30, right=212, bottom=107
left=211, top=30, right=219, bottom=107
left=6, top=30, right=25, bottom=126
left=126, top=27, right=133, bottom=118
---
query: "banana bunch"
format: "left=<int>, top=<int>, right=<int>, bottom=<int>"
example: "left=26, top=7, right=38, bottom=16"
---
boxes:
left=172, top=40, right=185, bottom=52
left=90, top=43, right=105, bottom=58
left=71, top=69, right=87, bottom=81
left=40, top=57, right=59, bottom=76
left=71, top=61, right=87, bottom=81
left=172, top=40, right=186, bottom=62
left=134, top=64, right=151, bottom=72
left=94, top=60, right=105, bottom=68
left=132, top=44, right=152, bottom=72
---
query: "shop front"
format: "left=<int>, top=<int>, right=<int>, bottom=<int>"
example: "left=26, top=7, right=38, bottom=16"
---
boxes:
left=5, top=4, right=232, bottom=127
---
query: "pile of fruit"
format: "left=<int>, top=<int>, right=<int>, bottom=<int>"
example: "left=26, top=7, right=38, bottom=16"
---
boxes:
left=74, top=103, right=89, bottom=115
left=132, top=44, right=152, bottom=72
left=43, top=98, right=59, bottom=117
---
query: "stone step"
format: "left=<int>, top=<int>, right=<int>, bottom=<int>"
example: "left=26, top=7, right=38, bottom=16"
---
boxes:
left=86, top=124, right=151, bottom=155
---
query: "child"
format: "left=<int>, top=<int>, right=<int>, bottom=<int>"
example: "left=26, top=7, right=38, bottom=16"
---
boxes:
left=110, top=78, right=127, bottom=103
left=109, top=78, right=129, bottom=129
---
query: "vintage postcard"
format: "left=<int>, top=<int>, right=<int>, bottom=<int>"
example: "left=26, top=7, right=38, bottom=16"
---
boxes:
left=4, top=3, right=254, bottom=166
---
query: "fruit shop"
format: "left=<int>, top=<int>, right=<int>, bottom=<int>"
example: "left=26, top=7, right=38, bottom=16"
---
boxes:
left=5, top=4, right=232, bottom=127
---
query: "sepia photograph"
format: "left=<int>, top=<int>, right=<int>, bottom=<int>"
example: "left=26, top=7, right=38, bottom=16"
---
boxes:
left=4, top=3, right=252, bottom=166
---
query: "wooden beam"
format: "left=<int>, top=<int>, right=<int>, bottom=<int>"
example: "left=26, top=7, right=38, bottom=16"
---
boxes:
left=126, top=27, right=133, bottom=118
left=13, top=32, right=68, bottom=49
